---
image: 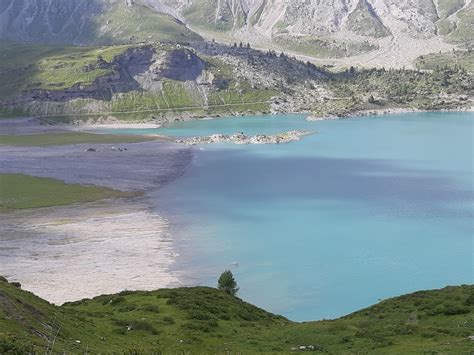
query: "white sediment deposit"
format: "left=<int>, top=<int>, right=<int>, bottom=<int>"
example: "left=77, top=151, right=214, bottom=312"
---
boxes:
left=175, top=130, right=312, bottom=145
left=0, top=134, right=193, bottom=303
left=0, top=199, right=181, bottom=304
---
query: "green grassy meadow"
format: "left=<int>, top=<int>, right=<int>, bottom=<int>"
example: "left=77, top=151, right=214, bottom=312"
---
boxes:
left=0, top=41, right=134, bottom=99
left=415, top=50, right=474, bottom=73
left=0, top=174, right=134, bottom=211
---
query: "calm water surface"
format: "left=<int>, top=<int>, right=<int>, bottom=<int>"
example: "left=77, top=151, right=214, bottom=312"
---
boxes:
left=105, top=112, right=473, bottom=321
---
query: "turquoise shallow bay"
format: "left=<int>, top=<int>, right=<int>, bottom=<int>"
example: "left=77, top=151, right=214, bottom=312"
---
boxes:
left=104, top=112, right=473, bottom=321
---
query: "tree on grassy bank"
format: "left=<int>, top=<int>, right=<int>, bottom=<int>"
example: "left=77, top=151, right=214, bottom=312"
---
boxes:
left=218, top=270, right=239, bottom=296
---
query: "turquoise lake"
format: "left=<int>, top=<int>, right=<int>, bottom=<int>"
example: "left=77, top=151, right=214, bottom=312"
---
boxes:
left=105, top=112, right=473, bottom=321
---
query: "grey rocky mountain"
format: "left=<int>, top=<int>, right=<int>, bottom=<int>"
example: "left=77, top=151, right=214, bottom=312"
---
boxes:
left=0, top=0, right=472, bottom=67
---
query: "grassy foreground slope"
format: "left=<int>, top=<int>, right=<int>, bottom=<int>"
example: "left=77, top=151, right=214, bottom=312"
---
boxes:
left=1, top=279, right=472, bottom=353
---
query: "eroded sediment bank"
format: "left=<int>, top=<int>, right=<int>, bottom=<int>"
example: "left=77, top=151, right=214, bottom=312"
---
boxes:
left=0, top=133, right=193, bottom=304
left=0, top=199, right=182, bottom=304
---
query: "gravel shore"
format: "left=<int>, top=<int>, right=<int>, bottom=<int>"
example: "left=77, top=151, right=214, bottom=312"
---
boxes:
left=0, top=122, right=194, bottom=303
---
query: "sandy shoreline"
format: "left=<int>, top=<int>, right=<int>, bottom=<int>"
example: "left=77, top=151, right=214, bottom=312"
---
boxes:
left=2, top=106, right=472, bottom=132
left=0, top=198, right=183, bottom=304
left=73, top=122, right=163, bottom=130
left=0, top=137, right=194, bottom=304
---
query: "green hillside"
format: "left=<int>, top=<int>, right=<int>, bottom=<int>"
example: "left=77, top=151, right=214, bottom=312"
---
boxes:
left=437, top=1, right=474, bottom=47
left=95, top=1, right=203, bottom=44
left=0, top=41, right=134, bottom=99
left=0, top=40, right=471, bottom=122
left=1, top=279, right=473, bottom=353
left=0, top=41, right=278, bottom=120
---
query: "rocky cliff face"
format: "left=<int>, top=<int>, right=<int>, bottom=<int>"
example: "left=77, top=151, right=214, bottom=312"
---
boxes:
left=0, top=0, right=105, bottom=43
left=0, top=0, right=201, bottom=44
left=164, top=0, right=472, bottom=45
left=0, top=0, right=471, bottom=66
left=3, top=45, right=209, bottom=105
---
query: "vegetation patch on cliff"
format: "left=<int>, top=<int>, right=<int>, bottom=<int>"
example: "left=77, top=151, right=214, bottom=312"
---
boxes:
left=0, top=41, right=133, bottom=99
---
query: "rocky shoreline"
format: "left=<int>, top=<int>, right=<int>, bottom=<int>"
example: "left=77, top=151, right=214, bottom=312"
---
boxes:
left=174, top=130, right=313, bottom=145
left=0, top=137, right=194, bottom=304
left=306, top=106, right=474, bottom=121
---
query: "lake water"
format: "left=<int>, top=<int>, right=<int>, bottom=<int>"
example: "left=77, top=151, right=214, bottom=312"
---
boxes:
left=105, top=112, right=473, bottom=321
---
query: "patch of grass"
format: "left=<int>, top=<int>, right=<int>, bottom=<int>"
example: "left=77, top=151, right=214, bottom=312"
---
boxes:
left=0, top=280, right=472, bottom=353
left=345, top=0, right=390, bottom=38
left=31, top=46, right=130, bottom=92
left=441, top=1, right=474, bottom=47
left=182, top=0, right=237, bottom=32
left=0, top=132, right=158, bottom=146
left=436, top=0, right=466, bottom=19
left=0, top=174, right=134, bottom=211
left=415, top=50, right=474, bottom=73
left=273, top=35, right=378, bottom=58
left=0, top=0, right=201, bottom=46
left=249, top=0, right=267, bottom=26
left=0, top=41, right=132, bottom=99
left=100, top=2, right=202, bottom=44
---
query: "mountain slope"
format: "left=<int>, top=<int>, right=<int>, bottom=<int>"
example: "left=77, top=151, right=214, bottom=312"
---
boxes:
left=0, top=0, right=202, bottom=45
left=0, top=40, right=471, bottom=122
left=158, top=0, right=472, bottom=68
left=165, top=0, right=471, bottom=44
left=1, top=0, right=471, bottom=69
left=1, top=279, right=473, bottom=353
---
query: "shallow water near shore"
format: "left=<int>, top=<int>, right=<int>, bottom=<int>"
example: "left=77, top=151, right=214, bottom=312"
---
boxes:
left=107, top=112, right=473, bottom=321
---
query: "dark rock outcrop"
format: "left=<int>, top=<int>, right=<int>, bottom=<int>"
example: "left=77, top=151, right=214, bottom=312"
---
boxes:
left=155, top=49, right=204, bottom=81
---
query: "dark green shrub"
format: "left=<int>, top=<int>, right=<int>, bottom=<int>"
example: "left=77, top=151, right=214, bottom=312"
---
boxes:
left=110, top=296, right=126, bottom=305
left=0, top=339, right=33, bottom=353
left=118, top=290, right=135, bottom=296
left=114, top=320, right=158, bottom=335
left=118, top=304, right=137, bottom=312
left=464, top=293, right=474, bottom=305
left=163, top=316, right=175, bottom=324
left=188, top=311, right=213, bottom=321
left=141, top=304, right=160, bottom=313
left=442, top=305, right=469, bottom=315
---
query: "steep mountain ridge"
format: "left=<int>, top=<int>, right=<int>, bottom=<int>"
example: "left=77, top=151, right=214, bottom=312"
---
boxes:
left=0, top=0, right=471, bottom=68
left=164, top=0, right=471, bottom=44
left=0, top=0, right=201, bottom=45
left=157, top=0, right=472, bottom=68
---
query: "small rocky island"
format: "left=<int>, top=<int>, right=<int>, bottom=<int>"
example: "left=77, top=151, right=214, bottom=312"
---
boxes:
left=174, top=130, right=313, bottom=145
